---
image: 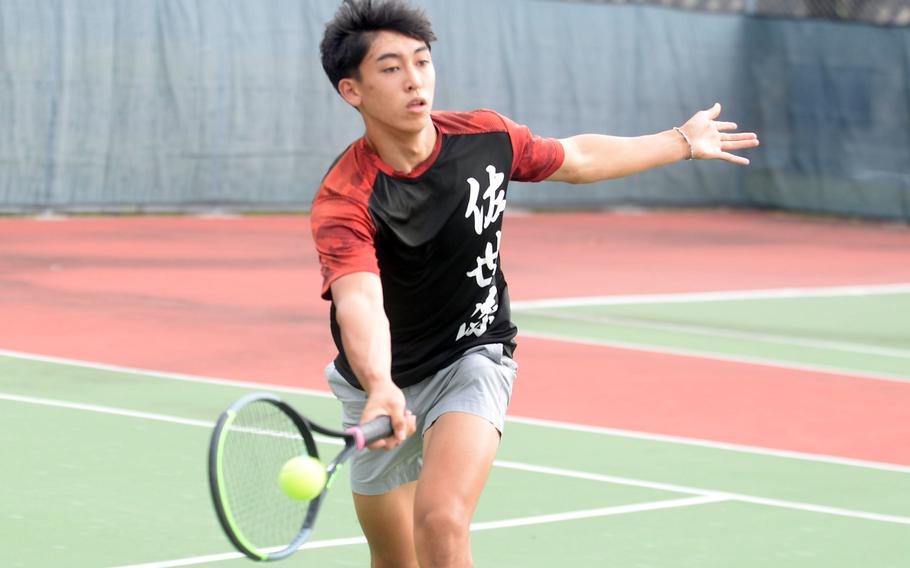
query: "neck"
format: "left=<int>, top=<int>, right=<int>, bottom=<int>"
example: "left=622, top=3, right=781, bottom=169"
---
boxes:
left=363, top=118, right=437, bottom=174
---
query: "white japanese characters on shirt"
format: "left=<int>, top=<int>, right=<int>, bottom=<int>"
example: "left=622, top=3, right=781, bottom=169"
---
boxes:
left=456, top=165, right=506, bottom=341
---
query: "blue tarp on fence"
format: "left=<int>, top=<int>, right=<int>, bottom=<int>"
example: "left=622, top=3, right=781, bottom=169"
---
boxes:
left=1, top=0, right=907, bottom=220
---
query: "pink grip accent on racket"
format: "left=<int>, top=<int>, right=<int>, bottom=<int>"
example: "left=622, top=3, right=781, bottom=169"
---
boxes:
left=346, top=426, right=366, bottom=449
left=347, top=416, right=394, bottom=449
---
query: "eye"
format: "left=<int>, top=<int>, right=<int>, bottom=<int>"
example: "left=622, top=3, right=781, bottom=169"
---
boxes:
left=417, top=59, right=431, bottom=67
left=382, top=66, right=399, bottom=73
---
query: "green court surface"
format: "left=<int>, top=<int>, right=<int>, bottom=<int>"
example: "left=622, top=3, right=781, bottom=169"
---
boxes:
left=2, top=286, right=909, bottom=567
left=512, top=289, right=910, bottom=381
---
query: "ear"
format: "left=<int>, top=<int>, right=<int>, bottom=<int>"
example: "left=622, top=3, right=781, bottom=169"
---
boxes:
left=338, top=78, right=362, bottom=108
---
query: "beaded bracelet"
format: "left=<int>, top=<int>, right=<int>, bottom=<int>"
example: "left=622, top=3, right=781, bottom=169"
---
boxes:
left=673, top=127, right=694, bottom=160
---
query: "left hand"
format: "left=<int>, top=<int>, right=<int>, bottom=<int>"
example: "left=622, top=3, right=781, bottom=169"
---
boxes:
left=679, top=103, right=760, bottom=165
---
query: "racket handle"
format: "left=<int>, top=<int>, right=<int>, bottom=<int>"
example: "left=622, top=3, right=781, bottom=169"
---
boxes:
left=347, top=416, right=394, bottom=449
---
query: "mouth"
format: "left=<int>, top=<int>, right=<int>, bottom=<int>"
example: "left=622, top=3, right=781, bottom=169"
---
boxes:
left=407, top=97, right=429, bottom=112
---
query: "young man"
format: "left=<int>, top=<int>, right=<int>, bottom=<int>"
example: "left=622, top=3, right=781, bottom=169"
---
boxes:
left=312, top=1, right=759, bottom=566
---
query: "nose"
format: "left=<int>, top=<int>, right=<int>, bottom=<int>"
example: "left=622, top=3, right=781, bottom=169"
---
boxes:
left=405, top=63, right=423, bottom=91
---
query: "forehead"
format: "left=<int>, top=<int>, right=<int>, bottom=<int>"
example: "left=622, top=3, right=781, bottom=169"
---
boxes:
left=364, top=30, right=428, bottom=61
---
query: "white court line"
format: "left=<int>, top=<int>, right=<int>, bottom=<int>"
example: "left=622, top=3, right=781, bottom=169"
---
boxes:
left=2, top=348, right=909, bottom=472
left=511, top=283, right=910, bottom=310
left=0, top=393, right=215, bottom=429
left=472, top=494, right=727, bottom=529
left=512, top=282, right=910, bottom=383
left=108, top=536, right=369, bottom=568
left=110, top=496, right=728, bottom=568
left=518, top=330, right=910, bottom=385
left=506, top=415, right=910, bottom=475
left=518, top=309, right=910, bottom=360
left=0, top=393, right=347, bottom=446
left=7, top=393, right=910, bottom=568
left=0, top=348, right=333, bottom=399
left=4, top=392, right=909, bottom=528
left=494, top=461, right=910, bottom=526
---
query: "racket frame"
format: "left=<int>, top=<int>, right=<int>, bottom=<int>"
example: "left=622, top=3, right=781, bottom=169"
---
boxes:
left=208, top=391, right=391, bottom=562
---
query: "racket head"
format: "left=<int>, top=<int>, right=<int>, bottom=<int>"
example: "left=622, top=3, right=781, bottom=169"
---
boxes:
left=208, top=392, right=327, bottom=562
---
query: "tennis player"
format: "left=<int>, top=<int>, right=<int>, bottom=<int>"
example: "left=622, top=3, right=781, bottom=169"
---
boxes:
left=312, top=1, right=759, bottom=566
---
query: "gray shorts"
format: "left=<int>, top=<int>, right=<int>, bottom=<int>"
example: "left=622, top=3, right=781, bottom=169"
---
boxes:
left=326, top=343, right=518, bottom=496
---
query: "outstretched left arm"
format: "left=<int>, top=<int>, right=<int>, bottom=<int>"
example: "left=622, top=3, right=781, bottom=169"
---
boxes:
left=547, top=103, right=760, bottom=184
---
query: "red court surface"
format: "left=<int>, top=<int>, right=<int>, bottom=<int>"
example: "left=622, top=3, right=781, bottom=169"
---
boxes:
left=509, top=337, right=910, bottom=464
left=1, top=211, right=909, bottom=464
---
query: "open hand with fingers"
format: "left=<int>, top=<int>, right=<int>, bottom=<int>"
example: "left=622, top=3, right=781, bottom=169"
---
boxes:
left=677, top=102, right=760, bottom=165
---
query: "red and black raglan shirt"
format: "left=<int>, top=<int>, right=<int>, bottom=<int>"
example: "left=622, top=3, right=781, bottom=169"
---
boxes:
left=311, top=109, right=564, bottom=389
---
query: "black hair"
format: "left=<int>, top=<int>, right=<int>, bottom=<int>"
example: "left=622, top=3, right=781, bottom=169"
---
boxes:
left=320, top=0, right=437, bottom=92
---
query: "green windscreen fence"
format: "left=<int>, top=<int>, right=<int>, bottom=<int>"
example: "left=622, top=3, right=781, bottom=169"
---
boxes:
left=1, top=0, right=908, bottom=220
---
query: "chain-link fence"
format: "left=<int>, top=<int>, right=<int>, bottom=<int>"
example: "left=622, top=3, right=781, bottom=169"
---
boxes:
left=560, top=0, right=910, bottom=26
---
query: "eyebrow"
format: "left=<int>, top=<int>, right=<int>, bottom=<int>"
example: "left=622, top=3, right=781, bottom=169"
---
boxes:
left=375, top=45, right=429, bottom=63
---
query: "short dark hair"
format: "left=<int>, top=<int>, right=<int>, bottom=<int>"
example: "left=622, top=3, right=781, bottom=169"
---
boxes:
left=320, top=0, right=437, bottom=92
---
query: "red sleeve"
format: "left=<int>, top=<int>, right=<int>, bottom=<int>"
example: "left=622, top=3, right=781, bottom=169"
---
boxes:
left=311, top=193, right=379, bottom=300
left=497, top=113, right=565, bottom=182
left=311, top=144, right=380, bottom=300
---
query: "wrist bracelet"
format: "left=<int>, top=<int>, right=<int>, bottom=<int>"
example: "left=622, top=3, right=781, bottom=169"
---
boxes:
left=673, top=127, right=694, bottom=160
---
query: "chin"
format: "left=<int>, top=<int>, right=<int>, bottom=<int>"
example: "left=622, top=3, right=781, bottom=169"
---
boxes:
left=397, top=114, right=433, bottom=133
left=364, top=109, right=432, bottom=136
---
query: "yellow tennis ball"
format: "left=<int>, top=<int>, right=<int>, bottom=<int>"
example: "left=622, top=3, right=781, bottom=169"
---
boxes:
left=278, top=456, right=326, bottom=501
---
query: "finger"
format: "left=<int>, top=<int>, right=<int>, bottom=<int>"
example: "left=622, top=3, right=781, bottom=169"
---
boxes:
left=368, top=430, right=400, bottom=450
left=375, top=411, right=416, bottom=450
left=395, top=409, right=414, bottom=440
left=721, top=132, right=758, bottom=141
left=722, top=139, right=761, bottom=151
left=715, top=121, right=738, bottom=131
left=362, top=406, right=405, bottom=449
left=718, top=151, right=750, bottom=166
left=406, top=411, right=417, bottom=437
left=705, top=102, right=722, bottom=119
left=391, top=409, right=409, bottom=441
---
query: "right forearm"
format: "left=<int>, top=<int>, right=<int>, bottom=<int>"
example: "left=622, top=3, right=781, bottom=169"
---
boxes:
left=328, top=272, right=414, bottom=446
left=335, top=295, right=393, bottom=393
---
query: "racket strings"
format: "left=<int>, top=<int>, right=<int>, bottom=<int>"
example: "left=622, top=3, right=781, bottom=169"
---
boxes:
left=219, top=400, right=309, bottom=551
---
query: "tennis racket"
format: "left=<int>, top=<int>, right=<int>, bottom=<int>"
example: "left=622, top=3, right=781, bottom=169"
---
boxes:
left=208, top=391, right=393, bottom=562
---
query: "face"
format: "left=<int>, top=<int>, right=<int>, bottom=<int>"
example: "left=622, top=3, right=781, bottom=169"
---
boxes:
left=339, top=31, right=436, bottom=135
